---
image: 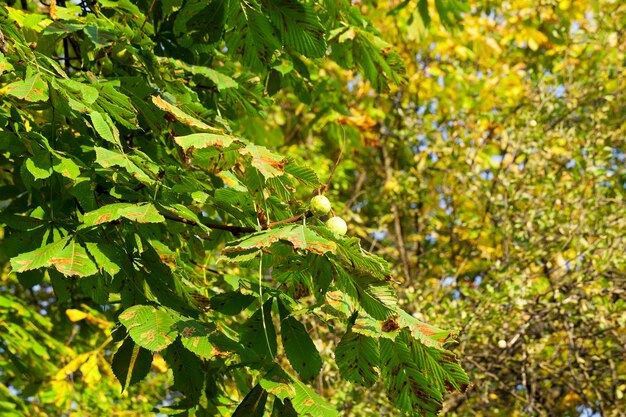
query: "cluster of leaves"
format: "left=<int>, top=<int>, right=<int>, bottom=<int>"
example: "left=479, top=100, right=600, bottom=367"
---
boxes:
left=0, top=1, right=469, bottom=416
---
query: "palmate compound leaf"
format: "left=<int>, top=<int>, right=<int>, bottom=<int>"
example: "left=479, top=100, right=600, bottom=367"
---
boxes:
left=232, top=383, right=268, bottom=417
left=335, top=329, right=380, bottom=388
left=277, top=298, right=322, bottom=380
left=111, top=338, right=153, bottom=392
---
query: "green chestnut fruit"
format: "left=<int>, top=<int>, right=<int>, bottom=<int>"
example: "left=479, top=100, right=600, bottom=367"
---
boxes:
left=310, top=195, right=332, bottom=216
left=326, top=216, right=347, bottom=235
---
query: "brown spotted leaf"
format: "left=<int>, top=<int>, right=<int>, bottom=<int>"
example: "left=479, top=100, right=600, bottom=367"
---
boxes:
left=177, top=318, right=247, bottom=359
left=240, top=143, right=287, bottom=178
left=49, top=239, right=98, bottom=277
left=395, top=308, right=453, bottom=349
left=6, top=67, right=49, bottom=102
left=174, top=133, right=241, bottom=151
left=290, top=375, right=339, bottom=417
left=335, top=328, right=380, bottom=387
left=222, top=225, right=336, bottom=260
left=152, top=96, right=220, bottom=132
left=10, top=237, right=70, bottom=273
left=82, top=203, right=164, bottom=227
left=119, top=305, right=179, bottom=351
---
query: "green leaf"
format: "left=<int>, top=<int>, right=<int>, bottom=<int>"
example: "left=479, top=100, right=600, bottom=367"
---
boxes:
left=24, top=153, right=53, bottom=180
left=177, top=319, right=220, bottom=359
left=418, top=0, right=431, bottom=27
left=265, top=0, right=327, bottom=58
left=284, top=160, right=321, bottom=188
left=271, top=399, right=298, bottom=417
left=84, top=242, right=123, bottom=276
left=90, top=111, right=121, bottom=145
left=52, top=154, right=81, bottom=179
left=314, top=229, right=391, bottom=279
left=226, top=6, right=282, bottom=71
left=239, top=299, right=277, bottom=360
left=232, top=384, right=268, bottom=417
left=334, top=266, right=397, bottom=320
left=177, top=319, right=247, bottom=360
left=210, top=291, right=256, bottom=315
left=119, top=305, right=179, bottom=351
left=83, top=26, right=116, bottom=48
left=162, top=340, right=204, bottom=405
left=380, top=334, right=442, bottom=417
left=111, top=338, right=153, bottom=391
left=278, top=299, right=322, bottom=380
left=259, top=366, right=297, bottom=401
left=290, top=376, right=339, bottom=417
left=55, top=78, right=99, bottom=106
left=434, top=0, right=469, bottom=29
left=94, top=147, right=154, bottom=184
left=395, top=308, right=453, bottom=349
left=335, top=329, right=380, bottom=387
left=10, top=237, right=70, bottom=273
left=167, top=58, right=238, bottom=91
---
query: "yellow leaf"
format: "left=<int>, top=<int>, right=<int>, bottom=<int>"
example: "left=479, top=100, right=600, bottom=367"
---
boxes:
left=66, top=309, right=88, bottom=322
left=152, top=354, right=168, bottom=373
left=80, top=355, right=102, bottom=386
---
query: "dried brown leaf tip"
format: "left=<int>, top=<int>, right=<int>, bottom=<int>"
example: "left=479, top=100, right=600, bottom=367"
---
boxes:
left=381, top=316, right=400, bottom=332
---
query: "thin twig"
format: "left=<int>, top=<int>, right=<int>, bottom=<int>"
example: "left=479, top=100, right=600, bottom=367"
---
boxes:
left=160, top=210, right=311, bottom=235
left=140, top=0, right=157, bottom=33
left=322, top=123, right=347, bottom=194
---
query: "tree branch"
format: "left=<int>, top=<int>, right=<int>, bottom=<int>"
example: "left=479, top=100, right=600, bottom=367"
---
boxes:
left=160, top=210, right=311, bottom=235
